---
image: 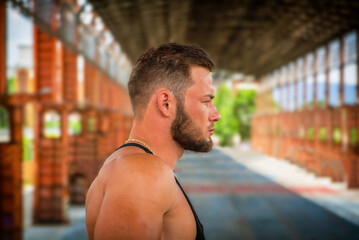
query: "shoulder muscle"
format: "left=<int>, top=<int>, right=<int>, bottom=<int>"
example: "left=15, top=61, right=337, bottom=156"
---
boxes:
left=93, top=153, right=176, bottom=239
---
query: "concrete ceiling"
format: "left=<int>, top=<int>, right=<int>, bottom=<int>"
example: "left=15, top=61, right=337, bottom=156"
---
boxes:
left=89, top=0, right=359, bottom=77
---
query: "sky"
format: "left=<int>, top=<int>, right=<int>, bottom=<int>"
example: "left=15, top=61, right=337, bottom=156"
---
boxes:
left=6, top=3, right=33, bottom=68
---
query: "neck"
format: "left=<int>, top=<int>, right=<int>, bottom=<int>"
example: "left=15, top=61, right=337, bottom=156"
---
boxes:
left=128, top=119, right=184, bottom=170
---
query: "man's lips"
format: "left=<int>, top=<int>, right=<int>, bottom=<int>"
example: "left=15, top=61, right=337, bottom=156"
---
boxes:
left=209, top=128, right=215, bottom=135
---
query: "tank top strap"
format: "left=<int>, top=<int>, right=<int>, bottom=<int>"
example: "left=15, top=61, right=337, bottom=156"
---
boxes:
left=114, top=143, right=205, bottom=239
left=174, top=176, right=205, bottom=240
left=114, top=142, right=154, bottom=154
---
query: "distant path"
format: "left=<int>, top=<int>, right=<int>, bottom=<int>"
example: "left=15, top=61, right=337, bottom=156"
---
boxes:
left=175, top=148, right=359, bottom=240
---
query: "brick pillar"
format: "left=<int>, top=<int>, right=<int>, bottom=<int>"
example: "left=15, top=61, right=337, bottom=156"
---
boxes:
left=82, top=109, right=100, bottom=184
left=33, top=27, right=69, bottom=223
left=108, top=81, right=116, bottom=110
left=348, top=158, right=359, bottom=188
left=97, top=111, right=109, bottom=155
left=98, top=73, right=108, bottom=109
left=34, top=27, right=57, bottom=102
left=84, top=62, right=98, bottom=106
left=62, top=47, right=78, bottom=103
left=62, top=49, right=100, bottom=204
left=33, top=106, right=69, bottom=223
left=0, top=106, right=23, bottom=240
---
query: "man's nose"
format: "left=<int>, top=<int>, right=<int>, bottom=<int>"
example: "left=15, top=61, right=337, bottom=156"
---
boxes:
left=209, top=105, right=221, bottom=122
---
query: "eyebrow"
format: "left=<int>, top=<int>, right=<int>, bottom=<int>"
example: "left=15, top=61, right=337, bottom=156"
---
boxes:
left=204, top=94, right=214, bottom=99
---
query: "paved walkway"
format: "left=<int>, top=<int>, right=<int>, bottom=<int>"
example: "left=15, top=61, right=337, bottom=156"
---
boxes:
left=176, top=147, right=359, bottom=240
left=24, top=146, right=359, bottom=240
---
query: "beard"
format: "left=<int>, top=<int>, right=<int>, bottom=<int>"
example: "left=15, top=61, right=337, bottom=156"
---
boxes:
left=171, top=101, right=213, bottom=152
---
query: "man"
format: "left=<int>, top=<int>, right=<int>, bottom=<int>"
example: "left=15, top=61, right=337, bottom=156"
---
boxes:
left=86, top=43, right=221, bottom=240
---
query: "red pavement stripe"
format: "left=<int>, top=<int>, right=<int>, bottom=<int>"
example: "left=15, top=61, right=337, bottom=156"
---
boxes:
left=182, top=185, right=337, bottom=194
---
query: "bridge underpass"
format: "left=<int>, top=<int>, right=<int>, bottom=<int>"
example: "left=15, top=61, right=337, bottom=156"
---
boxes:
left=1, top=0, right=359, bottom=239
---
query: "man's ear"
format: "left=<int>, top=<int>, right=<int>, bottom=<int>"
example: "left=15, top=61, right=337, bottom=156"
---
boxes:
left=157, top=89, right=174, bottom=117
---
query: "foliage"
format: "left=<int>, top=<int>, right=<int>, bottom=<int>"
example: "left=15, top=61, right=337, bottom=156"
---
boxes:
left=0, top=107, right=9, bottom=128
left=333, top=127, right=341, bottom=144
left=213, top=84, right=238, bottom=146
left=233, top=89, right=256, bottom=141
left=69, top=117, right=82, bottom=135
left=22, top=136, right=33, bottom=161
left=214, top=84, right=256, bottom=146
left=351, top=128, right=357, bottom=146
left=7, top=77, right=16, bottom=94
left=308, top=127, right=315, bottom=141
left=319, top=127, right=326, bottom=141
left=44, top=118, right=61, bottom=138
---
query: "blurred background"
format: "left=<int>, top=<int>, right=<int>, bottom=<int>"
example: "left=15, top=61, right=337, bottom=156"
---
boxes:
left=1, top=0, right=359, bottom=239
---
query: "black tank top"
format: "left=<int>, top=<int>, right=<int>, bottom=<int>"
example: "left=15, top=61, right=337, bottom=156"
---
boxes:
left=115, top=143, right=205, bottom=240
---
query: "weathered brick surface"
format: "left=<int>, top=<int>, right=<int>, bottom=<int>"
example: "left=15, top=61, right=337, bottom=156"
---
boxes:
left=0, top=105, right=24, bottom=240
left=34, top=131, right=69, bottom=223
left=62, top=47, right=78, bottom=103
left=84, top=62, right=97, bottom=106
left=251, top=105, right=359, bottom=188
left=34, top=27, right=57, bottom=102
left=0, top=143, right=22, bottom=240
left=68, top=133, right=98, bottom=204
left=66, top=109, right=131, bottom=204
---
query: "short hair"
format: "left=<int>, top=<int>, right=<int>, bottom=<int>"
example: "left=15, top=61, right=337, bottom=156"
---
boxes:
left=128, top=43, right=215, bottom=117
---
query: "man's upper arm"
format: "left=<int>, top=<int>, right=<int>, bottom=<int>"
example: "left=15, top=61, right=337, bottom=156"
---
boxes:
left=93, top=156, right=174, bottom=240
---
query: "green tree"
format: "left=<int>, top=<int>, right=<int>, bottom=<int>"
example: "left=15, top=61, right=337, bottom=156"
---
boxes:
left=233, top=89, right=256, bottom=141
left=7, top=77, right=16, bottom=94
left=0, top=107, right=9, bottom=128
left=213, top=84, right=238, bottom=146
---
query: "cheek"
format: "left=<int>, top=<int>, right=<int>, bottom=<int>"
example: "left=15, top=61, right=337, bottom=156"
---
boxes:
left=185, top=102, right=209, bottom=123
left=196, top=105, right=210, bottom=124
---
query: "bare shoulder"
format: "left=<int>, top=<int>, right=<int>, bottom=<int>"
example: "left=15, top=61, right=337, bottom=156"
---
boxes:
left=97, top=152, right=177, bottom=209
left=86, top=152, right=177, bottom=239
left=101, top=152, right=175, bottom=189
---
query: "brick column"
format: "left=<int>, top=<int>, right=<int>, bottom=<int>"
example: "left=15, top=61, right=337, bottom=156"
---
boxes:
left=84, top=62, right=98, bottom=106
left=34, top=27, right=57, bottom=102
left=98, top=73, right=108, bottom=109
left=0, top=105, right=23, bottom=240
left=33, top=106, right=70, bottom=223
left=62, top=47, right=78, bottom=103
left=33, top=28, right=69, bottom=223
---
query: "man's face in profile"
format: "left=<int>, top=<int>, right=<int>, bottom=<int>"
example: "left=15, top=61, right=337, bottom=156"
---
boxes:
left=171, top=67, right=220, bottom=152
left=171, top=100, right=213, bottom=152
